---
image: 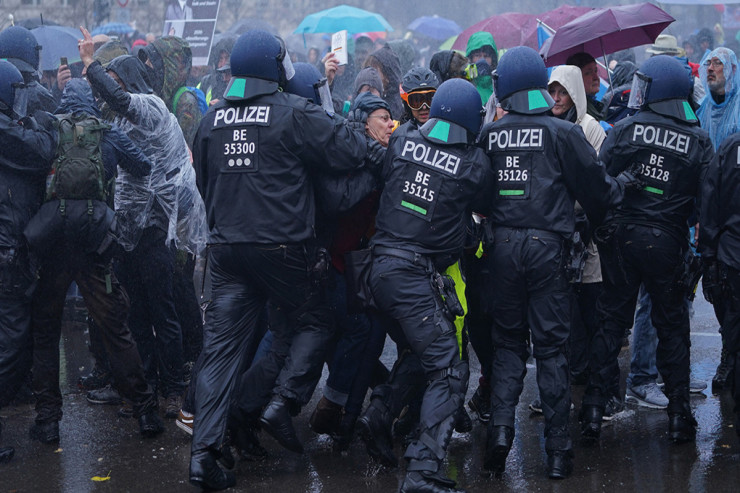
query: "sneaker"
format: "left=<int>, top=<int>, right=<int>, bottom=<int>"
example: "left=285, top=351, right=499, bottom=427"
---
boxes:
left=626, top=383, right=668, bottom=409
left=77, top=365, right=111, bottom=391
left=86, top=385, right=122, bottom=405
left=165, top=394, right=183, bottom=419
left=602, top=395, right=625, bottom=421
left=177, top=409, right=194, bottom=436
left=529, top=399, right=543, bottom=414
left=656, top=379, right=709, bottom=394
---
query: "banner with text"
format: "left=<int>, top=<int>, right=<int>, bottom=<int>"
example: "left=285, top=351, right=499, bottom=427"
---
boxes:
left=162, top=0, right=221, bottom=66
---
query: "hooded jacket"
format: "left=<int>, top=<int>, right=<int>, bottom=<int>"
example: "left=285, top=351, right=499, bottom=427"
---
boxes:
left=466, top=31, right=497, bottom=105
left=85, top=56, right=207, bottom=254
left=549, top=65, right=606, bottom=152
left=198, top=36, right=236, bottom=106
left=363, top=45, right=404, bottom=120
left=140, top=36, right=202, bottom=149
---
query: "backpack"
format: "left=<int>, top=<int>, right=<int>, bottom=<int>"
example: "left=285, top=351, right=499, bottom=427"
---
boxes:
left=173, top=85, right=208, bottom=116
left=45, top=113, right=111, bottom=203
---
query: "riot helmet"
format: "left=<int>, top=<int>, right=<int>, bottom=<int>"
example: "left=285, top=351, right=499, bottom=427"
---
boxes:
left=422, top=78, right=483, bottom=144
left=628, top=55, right=696, bottom=123
left=0, top=26, right=41, bottom=73
left=0, top=59, right=24, bottom=115
left=225, top=30, right=294, bottom=101
left=494, top=46, right=554, bottom=115
left=285, top=62, right=334, bottom=115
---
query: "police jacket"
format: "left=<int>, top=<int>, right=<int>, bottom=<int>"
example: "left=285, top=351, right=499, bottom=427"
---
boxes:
left=372, top=119, right=492, bottom=255
left=480, top=113, right=623, bottom=237
left=699, top=132, right=740, bottom=270
left=193, top=90, right=368, bottom=245
left=0, top=110, right=57, bottom=248
left=600, top=109, right=714, bottom=242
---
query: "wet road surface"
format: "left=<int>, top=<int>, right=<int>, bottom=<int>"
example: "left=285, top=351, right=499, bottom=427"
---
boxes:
left=2, top=289, right=739, bottom=492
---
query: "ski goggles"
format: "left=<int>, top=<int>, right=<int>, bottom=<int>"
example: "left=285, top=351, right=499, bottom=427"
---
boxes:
left=401, top=89, right=436, bottom=110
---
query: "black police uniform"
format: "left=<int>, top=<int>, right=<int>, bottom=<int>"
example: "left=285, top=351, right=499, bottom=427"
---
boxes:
left=699, top=133, right=740, bottom=423
left=367, top=117, right=491, bottom=483
left=191, top=87, right=368, bottom=456
left=584, top=109, right=714, bottom=426
left=480, top=112, right=624, bottom=456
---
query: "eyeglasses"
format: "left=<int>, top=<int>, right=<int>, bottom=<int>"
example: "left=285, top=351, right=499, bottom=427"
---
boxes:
left=704, top=59, right=724, bottom=68
left=368, top=114, right=392, bottom=123
left=401, top=89, right=435, bottom=110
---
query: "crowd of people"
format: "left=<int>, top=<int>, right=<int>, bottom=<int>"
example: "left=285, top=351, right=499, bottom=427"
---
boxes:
left=0, top=14, right=739, bottom=493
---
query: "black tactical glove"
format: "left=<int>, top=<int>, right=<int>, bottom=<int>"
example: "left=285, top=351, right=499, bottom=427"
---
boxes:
left=702, top=258, right=723, bottom=305
left=345, top=109, right=368, bottom=133
left=31, top=109, right=56, bottom=130
left=364, top=138, right=386, bottom=174
left=615, top=163, right=645, bottom=192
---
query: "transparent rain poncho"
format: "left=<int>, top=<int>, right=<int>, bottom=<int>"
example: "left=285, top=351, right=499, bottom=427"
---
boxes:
left=697, top=47, right=740, bottom=150
left=113, top=93, right=207, bottom=254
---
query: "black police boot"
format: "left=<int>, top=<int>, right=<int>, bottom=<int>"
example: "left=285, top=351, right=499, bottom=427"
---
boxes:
left=547, top=450, right=574, bottom=479
left=454, top=407, right=473, bottom=433
left=399, top=470, right=466, bottom=493
left=77, top=364, right=111, bottom=391
left=712, top=347, right=734, bottom=393
left=357, top=398, right=397, bottom=467
left=29, top=420, right=60, bottom=444
left=309, top=396, right=343, bottom=435
left=579, top=404, right=603, bottom=440
left=138, top=411, right=164, bottom=437
left=467, top=384, right=491, bottom=423
left=232, top=418, right=268, bottom=461
left=332, top=412, right=358, bottom=452
left=483, top=425, right=514, bottom=475
left=260, top=395, right=304, bottom=453
left=189, top=449, right=236, bottom=491
left=668, top=413, right=697, bottom=443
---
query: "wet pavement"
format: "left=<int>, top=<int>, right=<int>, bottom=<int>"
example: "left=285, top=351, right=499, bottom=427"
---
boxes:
left=2, top=290, right=740, bottom=492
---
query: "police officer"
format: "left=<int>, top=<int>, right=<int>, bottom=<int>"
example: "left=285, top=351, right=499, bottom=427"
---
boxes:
left=479, top=46, right=630, bottom=479
left=0, top=26, right=57, bottom=115
left=580, top=56, right=714, bottom=444
left=189, top=30, right=368, bottom=490
left=361, top=78, right=492, bottom=493
left=700, top=132, right=740, bottom=434
left=0, top=59, right=57, bottom=463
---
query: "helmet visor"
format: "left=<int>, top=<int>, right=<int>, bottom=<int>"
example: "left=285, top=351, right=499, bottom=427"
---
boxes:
left=628, top=72, right=651, bottom=110
left=12, top=82, right=28, bottom=117
left=314, top=77, right=335, bottom=116
left=275, top=36, right=295, bottom=82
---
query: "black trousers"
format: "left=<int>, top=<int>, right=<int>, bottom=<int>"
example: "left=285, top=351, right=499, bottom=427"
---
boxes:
left=585, top=224, right=690, bottom=416
left=0, top=247, right=34, bottom=409
left=31, top=249, right=156, bottom=422
left=192, top=243, right=331, bottom=454
left=369, top=254, right=468, bottom=473
left=118, top=227, right=185, bottom=398
left=486, top=227, right=572, bottom=452
left=718, top=266, right=740, bottom=414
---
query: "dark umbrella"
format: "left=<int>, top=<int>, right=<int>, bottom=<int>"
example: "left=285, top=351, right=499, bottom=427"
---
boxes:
left=540, top=2, right=675, bottom=67
left=31, top=25, right=81, bottom=71
left=536, top=5, right=592, bottom=35
left=15, top=17, right=59, bottom=29
left=407, top=15, right=462, bottom=41
left=452, top=12, right=537, bottom=51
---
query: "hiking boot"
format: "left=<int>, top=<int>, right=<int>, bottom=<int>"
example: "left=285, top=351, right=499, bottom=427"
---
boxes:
left=30, top=420, right=60, bottom=444
left=626, top=383, right=668, bottom=409
left=484, top=425, right=514, bottom=475
left=668, top=413, right=697, bottom=443
left=712, top=347, right=734, bottom=393
left=117, top=401, right=133, bottom=418
left=309, top=396, right=343, bottom=435
left=260, top=396, right=303, bottom=454
left=176, top=409, right=194, bottom=436
left=77, top=365, right=111, bottom=391
left=602, top=395, right=625, bottom=421
left=86, top=385, right=122, bottom=405
left=165, top=394, right=183, bottom=419
left=139, top=411, right=164, bottom=437
left=547, top=450, right=574, bottom=479
left=399, top=470, right=466, bottom=493
left=468, top=384, right=491, bottom=423
left=357, top=400, right=397, bottom=467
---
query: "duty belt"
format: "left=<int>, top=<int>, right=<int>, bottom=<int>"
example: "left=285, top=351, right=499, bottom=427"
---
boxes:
left=372, top=245, right=430, bottom=267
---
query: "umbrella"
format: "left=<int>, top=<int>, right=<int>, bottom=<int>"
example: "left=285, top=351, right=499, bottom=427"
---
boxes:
left=294, top=4, right=393, bottom=34
left=536, top=5, right=592, bottom=34
left=91, top=22, right=134, bottom=36
left=15, top=17, right=59, bottom=29
left=408, top=15, right=462, bottom=41
left=540, top=2, right=675, bottom=67
left=452, top=12, right=537, bottom=51
left=31, top=25, right=82, bottom=71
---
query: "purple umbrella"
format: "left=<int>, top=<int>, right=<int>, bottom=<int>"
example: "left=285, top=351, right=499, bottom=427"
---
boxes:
left=540, top=2, right=675, bottom=67
left=408, top=15, right=462, bottom=41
